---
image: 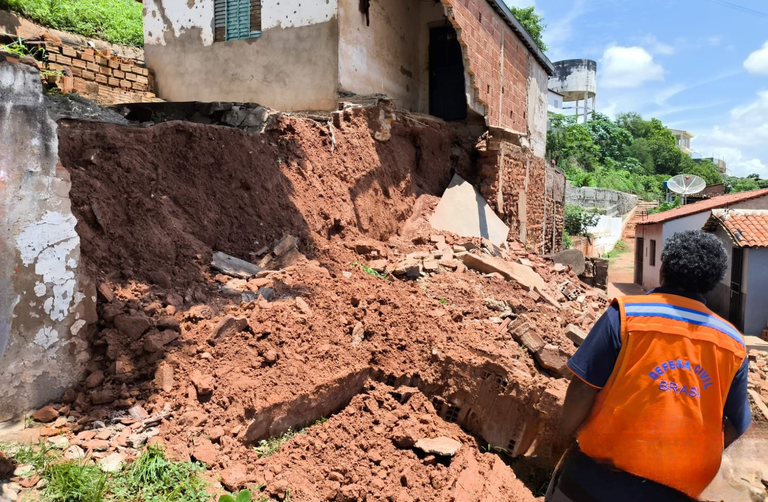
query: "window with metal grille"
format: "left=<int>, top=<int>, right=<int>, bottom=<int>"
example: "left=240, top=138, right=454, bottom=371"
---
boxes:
left=649, top=240, right=656, bottom=266
left=214, top=0, right=262, bottom=42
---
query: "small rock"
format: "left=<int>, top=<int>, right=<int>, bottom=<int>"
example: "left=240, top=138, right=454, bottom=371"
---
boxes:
left=257, top=287, right=275, bottom=301
left=211, top=251, right=262, bottom=278
left=191, top=440, right=217, bottom=466
left=98, top=453, right=125, bottom=473
left=76, top=430, right=97, bottom=441
left=64, top=446, right=86, bottom=461
left=351, top=322, right=365, bottom=347
left=47, top=436, right=69, bottom=450
left=208, top=315, right=248, bottom=346
left=32, top=405, right=59, bottom=423
left=114, top=313, right=152, bottom=339
left=342, top=271, right=353, bottom=279
left=1, top=481, right=21, bottom=501
left=273, top=235, right=299, bottom=256
left=91, top=388, right=118, bottom=405
left=95, top=428, right=112, bottom=441
left=85, top=370, right=105, bottom=389
left=53, top=416, right=68, bottom=428
left=155, top=363, right=175, bottom=392
left=263, top=350, right=278, bottom=365
left=190, top=371, right=215, bottom=397
left=61, top=388, right=77, bottom=404
left=12, top=465, right=33, bottom=477
left=295, top=297, right=312, bottom=316
left=97, top=283, right=114, bottom=303
left=565, top=324, right=588, bottom=346
left=186, top=304, right=213, bottom=321
left=208, top=426, right=226, bottom=443
left=156, top=316, right=180, bottom=331
left=328, top=471, right=344, bottom=483
left=414, top=437, right=462, bottom=457
left=80, top=439, right=109, bottom=452
left=128, top=405, right=149, bottom=421
left=220, top=465, right=247, bottom=491
left=144, top=329, right=179, bottom=352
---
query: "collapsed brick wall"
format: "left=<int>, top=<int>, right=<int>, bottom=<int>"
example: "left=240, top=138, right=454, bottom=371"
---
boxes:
left=43, top=43, right=159, bottom=104
left=478, top=135, right=565, bottom=254
left=440, top=0, right=529, bottom=133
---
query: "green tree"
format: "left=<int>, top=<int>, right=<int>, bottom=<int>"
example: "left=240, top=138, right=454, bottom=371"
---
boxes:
left=725, top=176, right=761, bottom=193
left=547, top=114, right=599, bottom=171
left=510, top=6, right=547, bottom=52
left=679, top=157, right=723, bottom=186
left=585, top=112, right=632, bottom=162
left=615, top=112, right=650, bottom=139
left=623, top=138, right=655, bottom=174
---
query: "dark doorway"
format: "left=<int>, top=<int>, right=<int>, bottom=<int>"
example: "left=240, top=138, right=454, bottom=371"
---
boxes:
left=634, top=237, right=644, bottom=285
left=729, top=247, right=744, bottom=330
left=429, top=26, right=467, bottom=121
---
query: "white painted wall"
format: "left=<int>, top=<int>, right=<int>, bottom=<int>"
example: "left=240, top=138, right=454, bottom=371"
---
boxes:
left=585, top=215, right=623, bottom=257
left=144, top=0, right=338, bottom=46
left=527, top=57, right=549, bottom=158
left=636, top=222, right=663, bottom=290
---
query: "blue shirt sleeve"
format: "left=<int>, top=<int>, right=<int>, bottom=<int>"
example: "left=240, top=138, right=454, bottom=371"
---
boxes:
left=723, top=357, right=751, bottom=437
left=566, top=304, right=622, bottom=389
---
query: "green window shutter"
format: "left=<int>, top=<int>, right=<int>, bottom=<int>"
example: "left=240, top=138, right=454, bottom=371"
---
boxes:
left=227, top=0, right=251, bottom=41
left=214, top=0, right=260, bottom=42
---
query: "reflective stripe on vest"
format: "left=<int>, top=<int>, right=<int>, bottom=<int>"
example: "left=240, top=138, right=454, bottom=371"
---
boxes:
left=577, top=293, right=746, bottom=498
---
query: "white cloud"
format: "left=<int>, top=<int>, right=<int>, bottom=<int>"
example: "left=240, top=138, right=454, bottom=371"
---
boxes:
left=642, top=34, right=675, bottom=55
left=744, top=41, right=768, bottom=74
left=708, top=36, right=722, bottom=47
left=600, top=46, right=664, bottom=89
left=543, top=0, right=588, bottom=60
left=693, top=91, right=768, bottom=177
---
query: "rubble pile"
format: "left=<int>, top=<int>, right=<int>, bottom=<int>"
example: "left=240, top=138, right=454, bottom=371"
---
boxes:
left=11, top=106, right=614, bottom=501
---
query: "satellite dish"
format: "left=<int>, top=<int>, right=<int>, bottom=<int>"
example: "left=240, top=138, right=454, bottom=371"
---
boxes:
left=667, top=174, right=706, bottom=195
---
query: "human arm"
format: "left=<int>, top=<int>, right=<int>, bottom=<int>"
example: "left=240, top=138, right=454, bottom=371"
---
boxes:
left=553, top=306, right=622, bottom=458
left=723, top=358, right=751, bottom=448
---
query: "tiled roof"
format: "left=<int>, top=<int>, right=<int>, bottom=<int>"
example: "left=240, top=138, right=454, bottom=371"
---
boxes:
left=703, top=209, right=768, bottom=248
left=637, top=188, right=768, bottom=225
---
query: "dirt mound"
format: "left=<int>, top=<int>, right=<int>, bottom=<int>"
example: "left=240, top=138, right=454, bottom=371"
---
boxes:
left=44, top=107, right=604, bottom=501
left=58, top=106, right=472, bottom=289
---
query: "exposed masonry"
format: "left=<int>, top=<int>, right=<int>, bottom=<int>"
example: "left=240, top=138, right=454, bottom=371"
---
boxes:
left=0, top=59, right=96, bottom=421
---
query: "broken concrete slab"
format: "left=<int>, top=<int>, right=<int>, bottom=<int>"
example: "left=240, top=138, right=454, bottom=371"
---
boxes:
left=565, top=324, right=588, bottom=346
left=748, top=389, right=768, bottom=421
left=212, top=252, right=262, bottom=278
left=273, top=235, right=298, bottom=257
left=534, top=344, right=569, bottom=376
left=429, top=174, right=510, bottom=247
left=414, top=437, right=462, bottom=457
left=553, top=249, right=586, bottom=277
left=461, top=253, right=546, bottom=292
left=745, top=336, right=768, bottom=352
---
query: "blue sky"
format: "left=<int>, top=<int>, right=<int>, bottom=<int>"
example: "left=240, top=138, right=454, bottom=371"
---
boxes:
left=509, top=0, right=768, bottom=177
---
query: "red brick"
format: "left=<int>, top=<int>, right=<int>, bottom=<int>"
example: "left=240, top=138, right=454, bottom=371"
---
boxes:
left=80, top=52, right=94, bottom=63
left=120, top=80, right=132, bottom=89
left=82, top=70, right=95, bottom=81
left=108, top=77, right=120, bottom=87
left=96, top=73, right=108, bottom=84
left=86, top=62, right=99, bottom=72
left=113, top=70, right=125, bottom=78
left=62, top=46, right=77, bottom=57
left=120, top=63, right=132, bottom=72
left=72, top=59, right=87, bottom=69
left=96, top=56, right=108, bottom=65
left=108, top=59, right=120, bottom=69
left=126, top=72, right=138, bottom=82
left=100, top=66, right=112, bottom=76
left=71, top=67, right=82, bottom=77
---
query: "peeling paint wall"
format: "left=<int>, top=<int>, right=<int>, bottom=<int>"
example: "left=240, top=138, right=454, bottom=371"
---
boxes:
left=143, top=0, right=339, bottom=110
left=0, top=60, right=95, bottom=421
left=526, top=55, right=548, bottom=159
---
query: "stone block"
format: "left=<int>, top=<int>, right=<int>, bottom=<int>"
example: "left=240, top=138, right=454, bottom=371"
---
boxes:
left=461, top=253, right=545, bottom=291
left=211, top=251, right=262, bottom=278
left=565, top=324, right=587, bottom=346
left=553, top=249, right=585, bottom=276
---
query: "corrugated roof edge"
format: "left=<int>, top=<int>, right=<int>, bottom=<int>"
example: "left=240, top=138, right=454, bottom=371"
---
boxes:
left=486, top=0, right=554, bottom=76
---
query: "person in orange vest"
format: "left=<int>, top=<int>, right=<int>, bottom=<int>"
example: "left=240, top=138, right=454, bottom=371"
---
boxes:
left=546, top=230, right=751, bottom=502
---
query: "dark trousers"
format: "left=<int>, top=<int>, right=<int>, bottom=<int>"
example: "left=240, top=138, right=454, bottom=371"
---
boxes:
left=545, top=445, right=697, bottom=502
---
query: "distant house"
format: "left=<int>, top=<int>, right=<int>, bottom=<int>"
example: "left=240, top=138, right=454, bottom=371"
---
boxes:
left=669, top=128, right=694, bottom=156
left=703, top=209, right=768, bottom=335
left=142, top=0, right=554, bottom=156
left=634, top=188, right=768, bottom=291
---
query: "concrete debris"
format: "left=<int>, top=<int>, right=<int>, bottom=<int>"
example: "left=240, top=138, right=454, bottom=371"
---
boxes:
left=461, top=253, right=545, bottom=292
left=190, top=371, right=215, bottom=397
left=748, top=389, right=768, bottom=421
left=98, top=453, right=125, bottom=472
left=534, top=345, right=569, bottom=376
left=553, top=249, right=586, bottom=277
left=143, top=329, right=179, bottom=352
left=429, top=174, right=510, bottom=246
left=47, top=436, right=69, bottom=449
left=414, top=437, right=462, bottom=457
left=211, top=251, right=262, bottom=278
left=64, top=445, right=86, bottom=461
left=565, top=324, right=588, bottom=346
left=32, top=405, right=59, bottom=423
left=273, top=234, right=299, bottom=257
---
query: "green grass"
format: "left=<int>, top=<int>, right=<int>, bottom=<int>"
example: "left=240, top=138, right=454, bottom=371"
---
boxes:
left=0, top=0, right=144, bottom=47
left=438, top=298, right=448, bottom=305
left=45, top=460, right=108, bottom=502
left=602, top=240, right=631, bottom=260
left=351, top=262, right=385, bottom=278
left=111, top=444, right=210, bottom=502
left=1, top=443, right=210, bottom=502
left=253, top=419, right=327, bottom=458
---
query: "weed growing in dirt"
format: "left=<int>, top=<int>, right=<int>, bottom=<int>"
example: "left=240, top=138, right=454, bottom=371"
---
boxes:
left=2, top=441, right=58, bottom=471
left=602, top=240, right=631, bottom=260
left=111, top=444, right=209, bottom=502
left=351, top=262, right=385, bottom=278
left=254, top=419, right=328, bottom=458
left=44, top=460, right=108, bottom=502
left=438, top=298, right=448, bottom=305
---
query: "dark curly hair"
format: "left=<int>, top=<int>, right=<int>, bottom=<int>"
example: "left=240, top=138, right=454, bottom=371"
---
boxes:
left=661, top=230, right=728, bottom=295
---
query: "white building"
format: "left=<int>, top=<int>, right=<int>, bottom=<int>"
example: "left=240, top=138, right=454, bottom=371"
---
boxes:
left=634, top=188, right=768, bottom=292
left=669, top=129, right=694, bottom=156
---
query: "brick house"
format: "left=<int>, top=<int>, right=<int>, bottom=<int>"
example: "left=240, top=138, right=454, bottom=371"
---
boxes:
left=703, top=209, right=768, bottom=336
left=142, top=0, right=564, bottom=252
left=634, top=188, right=768, bottom=291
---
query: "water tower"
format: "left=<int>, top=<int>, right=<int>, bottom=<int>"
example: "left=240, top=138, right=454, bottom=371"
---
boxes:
left=548, top=59, right=597, bottom=123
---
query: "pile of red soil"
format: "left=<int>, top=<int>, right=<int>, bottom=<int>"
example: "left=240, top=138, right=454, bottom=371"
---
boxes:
left=49, top=107, right=597, bottom=501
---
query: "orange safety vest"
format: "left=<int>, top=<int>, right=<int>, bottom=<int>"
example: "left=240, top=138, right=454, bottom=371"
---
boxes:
left=577, top=293, right=746, bottom=498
